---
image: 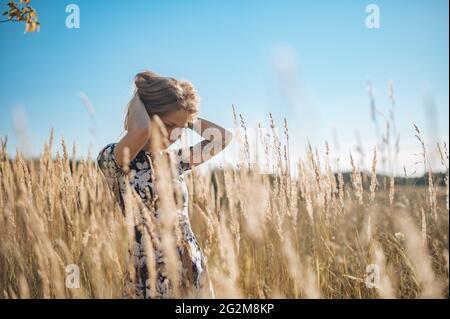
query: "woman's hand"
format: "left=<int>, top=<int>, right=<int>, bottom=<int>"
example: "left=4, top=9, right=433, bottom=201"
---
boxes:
left=114, top=94, right=152, bottom=167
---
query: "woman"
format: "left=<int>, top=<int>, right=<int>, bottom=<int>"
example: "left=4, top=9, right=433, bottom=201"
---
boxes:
left=97, top=70, right=232, bottom=298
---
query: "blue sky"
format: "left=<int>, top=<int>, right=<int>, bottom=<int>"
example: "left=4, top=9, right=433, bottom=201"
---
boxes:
left=0, top=0, right=448, bottom=174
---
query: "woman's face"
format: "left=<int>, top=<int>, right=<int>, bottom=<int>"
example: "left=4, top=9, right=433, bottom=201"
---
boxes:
left=159, top=108, right=189, bottom=144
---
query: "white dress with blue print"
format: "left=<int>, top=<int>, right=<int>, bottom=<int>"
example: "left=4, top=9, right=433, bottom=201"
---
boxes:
left=97, top=143, right=214, bottom=299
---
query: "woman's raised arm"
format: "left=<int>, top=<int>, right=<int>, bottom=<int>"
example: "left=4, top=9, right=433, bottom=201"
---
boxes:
left=181, top=117, right=233, bottom=168
left=114, top=94, right=152, bottom=167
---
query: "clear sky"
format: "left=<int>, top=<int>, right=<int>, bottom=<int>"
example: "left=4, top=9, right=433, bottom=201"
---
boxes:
left=0, top=0, right=448, bottom=175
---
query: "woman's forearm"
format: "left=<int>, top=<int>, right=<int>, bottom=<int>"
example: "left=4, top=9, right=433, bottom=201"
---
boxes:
left=182, top=117, right=232, bottom=167
left=114, top=94, right=152, bottom=167
left=190, top=117, right=233, bottom=148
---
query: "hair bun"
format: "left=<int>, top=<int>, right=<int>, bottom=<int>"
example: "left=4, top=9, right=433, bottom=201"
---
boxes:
left=178, top=80, right=200, bottom=113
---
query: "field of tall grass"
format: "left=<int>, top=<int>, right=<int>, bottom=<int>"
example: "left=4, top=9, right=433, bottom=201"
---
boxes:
left=0, top=104, right=448, bottom=299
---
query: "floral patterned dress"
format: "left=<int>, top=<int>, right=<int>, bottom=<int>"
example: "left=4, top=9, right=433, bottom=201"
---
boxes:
left=97, top=143, right=215, bottom=299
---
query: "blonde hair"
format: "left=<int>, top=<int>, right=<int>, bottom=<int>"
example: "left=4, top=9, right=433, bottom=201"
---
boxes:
left=124, top=70, right=200, bottom=130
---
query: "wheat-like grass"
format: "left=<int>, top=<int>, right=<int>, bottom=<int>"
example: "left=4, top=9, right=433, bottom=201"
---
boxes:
left=0, top=111, right=448, bottom=299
